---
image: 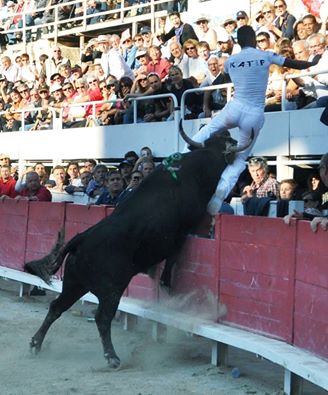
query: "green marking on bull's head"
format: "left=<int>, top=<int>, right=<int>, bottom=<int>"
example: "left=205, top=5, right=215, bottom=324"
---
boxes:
left=162, top=153, right=182, bottom=180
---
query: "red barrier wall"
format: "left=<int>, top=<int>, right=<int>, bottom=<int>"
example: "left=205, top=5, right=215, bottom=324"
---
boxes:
left=0, top=200, right=28, bottom=270
left=219, top=215, right=296, bottom=343
left=294, top=221, right=328, bottom=359
left=0, top=200, right=327, bottom=360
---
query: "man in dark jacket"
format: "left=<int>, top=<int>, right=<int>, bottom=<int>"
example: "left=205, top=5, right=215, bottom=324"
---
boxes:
left=159, top=11, right=198, bottom=47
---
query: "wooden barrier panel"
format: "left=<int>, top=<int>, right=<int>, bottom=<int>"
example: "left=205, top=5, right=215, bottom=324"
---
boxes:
left=219, top=215, right=296, bottom=343
left=64, top=203, right=107, bottom=241
left=294, top=221, right=328, bottom=359
left=0, top=200, right=29, bottom=270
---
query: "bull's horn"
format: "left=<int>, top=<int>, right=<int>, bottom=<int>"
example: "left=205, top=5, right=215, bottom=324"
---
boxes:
left=225, top=129, right=255, bottom=154
left=179, top=119, right=204, bottom=149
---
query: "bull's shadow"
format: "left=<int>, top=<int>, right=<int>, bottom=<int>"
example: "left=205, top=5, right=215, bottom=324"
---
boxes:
left=25, top=126, right=252, bottom=368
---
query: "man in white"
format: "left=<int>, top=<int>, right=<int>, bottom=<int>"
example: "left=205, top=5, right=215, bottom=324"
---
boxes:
left=97, top=35, right=134, bottom=81
left=186, top=26, right=316, bottom=215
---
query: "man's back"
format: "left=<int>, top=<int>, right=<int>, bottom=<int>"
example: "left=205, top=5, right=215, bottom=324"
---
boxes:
left=224, top=47, right=285, bottom=108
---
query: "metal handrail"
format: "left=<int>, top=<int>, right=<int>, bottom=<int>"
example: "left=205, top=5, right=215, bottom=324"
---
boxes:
left=0, top=0, right=172, bottom=47
left=0, top=106, right=57, bottom=132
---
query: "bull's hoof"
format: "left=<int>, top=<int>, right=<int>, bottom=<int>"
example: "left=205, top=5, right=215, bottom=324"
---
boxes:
left=105, top=355, right=121, bottom=369
left=30, top=337, right=41, bottom=354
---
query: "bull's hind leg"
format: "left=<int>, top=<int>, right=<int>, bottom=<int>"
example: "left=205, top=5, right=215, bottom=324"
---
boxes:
left=94, top=287, right=123, bottom=369
left=30, top=281, right=87, bottom=354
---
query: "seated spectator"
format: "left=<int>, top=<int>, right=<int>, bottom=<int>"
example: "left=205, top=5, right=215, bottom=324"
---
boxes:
left=302, top=14, right=320, bottom=38
left=121, top=29, right=138, bottom=70
left=41, top=47, right=71, bottom=85
left=65, top=170, right=92, bottom=194
left=16, top=171, right=51, bottom=201
left=50, top=165, right=68, bottom=192
left=86, top=0, right=108, bottom=24
left=93, top=63, right=106, bottom=82
left=302, top=171, right=327, bottom=209
left=83, top=159, right=97, bottom=173
left=242, top=157, right=280, bottom=201
left=20, top=53, right=38, bottom=82
left=195, top=15, right=217, bottom=51
left=158, top=11, right=198, bottom=47
left=133, top=48, right=151, bottom=77
left=80, top=38, right=102, bottom=64
left=216, top=30, right=239, bottom=56
left=261, top=1, right=280, bottom=41
left=293, top=20, right=308, bottom=42
left=265, top=47, right=299, bottom=112
left=3, top=89, right=24, bottom=131
left=200, top=55, right=231, bottom=118
left=130, top=73, right=150, bottom=96
left=66, top=161, right=82, bottom=187
left=140, top=146, right=153, bottom=159
left=124, top=150, right=139, bottom=166
left=96, top=169, right=125, bottom=206
left=96, top=80, right=118, bottom=125
left=86, top=164, right=108, bottom=198
left=273, top=0, right=296, bottom=40
left=146, top=45, right=171, bottom=80
left=118, top=169, right=144, bottom=203
left=97, top=34, right=134, bottom=80
left=142, top=72, right=172, bottom=122
left=133, top=157, right=155, bottom=178
left=1, top=55, right=21, bottom=83
left=169, top=41, right=189, bottom=78
left=182, top=39, right=204, bottom=83
left=119, top=159, right=133, bottom=187
left=256, top=32, right=273, bottom=51
left=165, top=65, right=201, bottom=119
left=279, top=178, right=298, bottom=200
left=48, top=83, right=65, bottom=118
left=58, top=63, right=72, bottom=85
left=0, top=164, right=17, bottom=198
left=291, top=39, right=328, bottom=109
left=31, top=84, right=53, bottom=130
left=139, top=26, right=153, bottom=48
left=34, top=162, right=53, bottom=186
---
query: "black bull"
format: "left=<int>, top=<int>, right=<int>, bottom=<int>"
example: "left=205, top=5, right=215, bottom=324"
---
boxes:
left=24, top=129, right=252, bottom=368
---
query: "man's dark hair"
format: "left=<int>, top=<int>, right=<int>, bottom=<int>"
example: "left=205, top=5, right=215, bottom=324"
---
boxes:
left=168, top=11, right=180, bottom=19
left=237, top=26, right=256, bottom=48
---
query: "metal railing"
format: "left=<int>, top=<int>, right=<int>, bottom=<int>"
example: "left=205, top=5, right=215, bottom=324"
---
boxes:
left=0, top=0, right=174, bottom=48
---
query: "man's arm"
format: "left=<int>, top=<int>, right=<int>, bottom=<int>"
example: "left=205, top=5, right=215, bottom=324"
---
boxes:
left=283, top=58, right=318, bottom=70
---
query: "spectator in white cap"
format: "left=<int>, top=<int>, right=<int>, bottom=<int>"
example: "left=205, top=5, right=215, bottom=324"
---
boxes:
left=195, top=15, right=217, bottom=51
left=97, top=34, right=134, bottom=81
left=216, top=29, right=240, bottom=56
left=133, top=49, right=151, bottom=77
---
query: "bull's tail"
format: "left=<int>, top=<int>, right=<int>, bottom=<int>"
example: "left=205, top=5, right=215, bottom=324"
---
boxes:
left=24, top=229, right=67, bottom=284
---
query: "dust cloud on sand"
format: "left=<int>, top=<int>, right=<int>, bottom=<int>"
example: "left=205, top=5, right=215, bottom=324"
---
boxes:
left=0, top=279, right=324, bottom=395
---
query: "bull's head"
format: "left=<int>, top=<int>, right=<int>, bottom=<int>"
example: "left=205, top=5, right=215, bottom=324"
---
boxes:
left=179, top=120, right=254, bottom=163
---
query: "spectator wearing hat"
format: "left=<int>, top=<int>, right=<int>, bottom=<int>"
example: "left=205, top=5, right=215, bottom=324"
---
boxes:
left=133, top=49, right=151, bottom=77
left=223, top=18, right=238, bottom=42
left=236, top=11, right=249, bottom=29
left=40, top=46, right=71, bottom=86
left=97, top=34, right=134, bottom=81
left=169, top=41, right=189, bottom=78
left=139, top=26, right=154, bottom=48
left=216, top=30, right=239, bottom=56
left=119, top=159, right=133, bottom=187
left=158, top=11, right=198, bottom=47
left=121, top=29, right=138, bottom=70
left=146, top=45, right=172, bottom=80
left=195, top=16, right=217, bottom=51
left=81, top=38, right=102, bottom=64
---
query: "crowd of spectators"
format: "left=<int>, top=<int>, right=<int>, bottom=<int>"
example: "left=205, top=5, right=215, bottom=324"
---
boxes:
left=0, top=1, right=326, bottom=131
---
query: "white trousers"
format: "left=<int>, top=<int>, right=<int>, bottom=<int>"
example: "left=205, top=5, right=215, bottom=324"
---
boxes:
left=187, top=100, right=265, bottom=199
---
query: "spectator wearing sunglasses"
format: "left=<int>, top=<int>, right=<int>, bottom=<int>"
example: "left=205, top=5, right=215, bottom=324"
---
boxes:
left=40, top=46, right=71, bottom=86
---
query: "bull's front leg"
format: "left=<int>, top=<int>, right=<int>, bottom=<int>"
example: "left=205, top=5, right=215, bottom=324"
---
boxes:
left=95, top=289, right=122, bottom=368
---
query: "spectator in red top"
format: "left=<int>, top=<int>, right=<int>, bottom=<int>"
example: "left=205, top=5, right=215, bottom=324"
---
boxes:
left=17, top=172, right=52, bottom=201
left=146, top=45, right=172, bottom=80
left=0, top=165, right=17, bottom=198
